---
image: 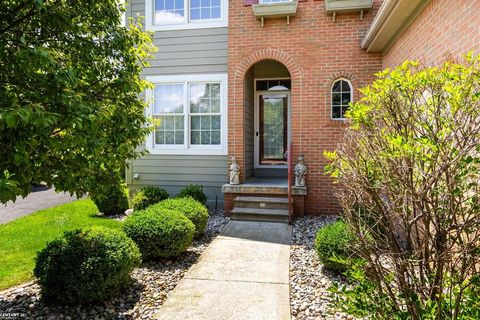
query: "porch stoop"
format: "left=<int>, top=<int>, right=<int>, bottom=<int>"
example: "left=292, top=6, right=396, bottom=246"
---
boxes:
left=222, top=178, right=307, bottom=223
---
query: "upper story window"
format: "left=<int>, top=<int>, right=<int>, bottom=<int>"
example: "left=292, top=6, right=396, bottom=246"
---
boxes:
left=146, top=0, right=227, bottom=31
left=331, top=79, right=352, bottom=120
left=155, top=0, right=185, bottom=23
left=146, top=74, right=228, bottom=155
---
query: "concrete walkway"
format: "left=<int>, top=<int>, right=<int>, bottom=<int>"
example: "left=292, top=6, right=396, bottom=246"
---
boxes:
left=0, top=188, right=77, bottom=224
left=154, top=221, right=292, bottom=320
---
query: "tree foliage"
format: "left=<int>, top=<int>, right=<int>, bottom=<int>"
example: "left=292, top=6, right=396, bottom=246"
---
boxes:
left=326, top=54, right=480, bottom=320
left=0, top=0, right=155, bottom=203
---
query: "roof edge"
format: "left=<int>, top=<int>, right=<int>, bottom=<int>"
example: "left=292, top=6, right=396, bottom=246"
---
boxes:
left=361, top=0, right=430, bottom=53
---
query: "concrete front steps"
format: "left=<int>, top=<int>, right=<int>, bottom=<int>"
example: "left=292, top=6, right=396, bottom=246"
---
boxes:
left=231, top=196, right=290, bottom=223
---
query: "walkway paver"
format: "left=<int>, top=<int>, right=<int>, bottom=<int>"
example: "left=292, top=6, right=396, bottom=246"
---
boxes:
left=154, top=220, right=292, bottom=320
left=0, top=188, right=77, bottom=224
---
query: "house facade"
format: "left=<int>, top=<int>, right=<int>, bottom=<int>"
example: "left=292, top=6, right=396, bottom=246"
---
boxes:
left=126, top=0, right=480, bottom=219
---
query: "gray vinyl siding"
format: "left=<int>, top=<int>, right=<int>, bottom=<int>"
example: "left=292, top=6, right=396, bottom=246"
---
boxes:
left=128, top=155, right=227, bottom=207
left=126, top=0, right=228, bottom=207
left=129, top=1, right=227, bottom=75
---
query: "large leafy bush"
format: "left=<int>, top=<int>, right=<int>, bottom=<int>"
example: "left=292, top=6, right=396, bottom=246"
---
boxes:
left=123, top=207, right=195, bottom=259
left=176, top=184, right=207, bottom=206
left=131, top=186, right=169, bottom=211
left=325, top=55, right=480, bottom=320
left=0, top=1, right=155, bottom=203
left=155, top=197, right=208, bottom=237
left=34, top=227, right=141, bottom=304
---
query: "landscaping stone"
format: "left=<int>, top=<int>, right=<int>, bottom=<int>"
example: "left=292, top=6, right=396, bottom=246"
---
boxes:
left=0, top=210, right=229, bottom=319
left=290, top=215, right=351, bottom=320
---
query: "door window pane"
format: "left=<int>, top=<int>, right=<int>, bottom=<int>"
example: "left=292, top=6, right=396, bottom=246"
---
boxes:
left=262, top=98, right=285, bottom=160
left=155, top=0, right=185, bottom=23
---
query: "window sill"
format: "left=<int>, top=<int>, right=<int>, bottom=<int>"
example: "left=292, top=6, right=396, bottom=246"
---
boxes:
left=147, top=146, right=227, bottom=156
left=252, top=2, right=297, bottom=19
left=146, top=21, right=228, bottom=32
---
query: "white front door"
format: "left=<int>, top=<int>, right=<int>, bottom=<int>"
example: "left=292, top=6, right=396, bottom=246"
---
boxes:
left=254, top=92, right=290, bottom=168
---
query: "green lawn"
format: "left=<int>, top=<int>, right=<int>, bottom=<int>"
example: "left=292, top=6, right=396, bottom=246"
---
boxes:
left=0, top=199, right=122, bottom=290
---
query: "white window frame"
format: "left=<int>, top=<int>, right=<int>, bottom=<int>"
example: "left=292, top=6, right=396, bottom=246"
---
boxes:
left=146, top=74, right=228, bottom=155
left=331, top=78, right=353, bottom=121
left=145, top=0, right=228, bottom=31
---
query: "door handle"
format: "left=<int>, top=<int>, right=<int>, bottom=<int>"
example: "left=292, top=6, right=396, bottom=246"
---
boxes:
left=256, top=131, right=259, bottom=137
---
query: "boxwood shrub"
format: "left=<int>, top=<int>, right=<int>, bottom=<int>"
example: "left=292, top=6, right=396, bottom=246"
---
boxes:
left=34, top=227, right=141, bottom=304
left=176, top=184, right=207, bottom=206
left=91, top=182, right=129, bottom=216
left=154, top=197, right=208, bottom=237
left=123, top=207, right=195, bottom=259
left=315, top=220, right=357, bottom=272
left=131, top=186, right=169, bottom=211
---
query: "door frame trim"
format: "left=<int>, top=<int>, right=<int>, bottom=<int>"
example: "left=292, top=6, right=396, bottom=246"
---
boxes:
left=254, top=88, right=291, bottom=169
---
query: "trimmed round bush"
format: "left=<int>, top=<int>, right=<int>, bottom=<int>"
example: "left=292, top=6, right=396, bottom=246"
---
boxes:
left=91, top=182, right=129, bottom=216
left=131, top=186, right=169, bottom=211
left=176, top=184, right=207, bottom=206
left=123, top=207, right=195, bottom=259
left=315, top=220, right=357, bottom=272
left=154, top=197, right=208, bottom=237
left=34, top=227, right=141, bottom=304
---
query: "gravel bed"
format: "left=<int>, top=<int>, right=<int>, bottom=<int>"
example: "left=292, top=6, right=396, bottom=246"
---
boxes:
left=0, top=210, right=229, bottom=320
left=290, top=216, right=354, bottom=320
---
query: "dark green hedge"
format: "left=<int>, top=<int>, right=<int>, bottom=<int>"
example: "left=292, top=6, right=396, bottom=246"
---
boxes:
left=123, top=207, right=195, bottom=259
left=34, top=227, right=141, bottom=304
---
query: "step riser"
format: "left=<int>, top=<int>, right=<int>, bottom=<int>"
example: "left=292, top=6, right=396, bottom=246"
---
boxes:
left=234, top=201, right=288, bottom=210
left=231, top=213, right=289, bottom=223
left=231, top=196, right=290, bottom=224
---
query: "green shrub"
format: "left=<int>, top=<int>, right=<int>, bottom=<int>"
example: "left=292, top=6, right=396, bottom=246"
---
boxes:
left=324, top=57, right=480, bottom=319
left=315, top=220, right=357, bottom=272
left=34, top=227, right=141, bottom=304
left=154, top=197, right=208, bottom=237
left=123, top=207, right=195, bottom=259
left=90, top=182, right=129, bottom=216
left=131, top=186, right=169, bottom=211
left=176, top=184, right=207, bottom=206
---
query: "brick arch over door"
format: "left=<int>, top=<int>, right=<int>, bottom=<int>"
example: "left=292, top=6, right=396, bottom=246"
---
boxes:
left=228, top=49, right=304, bottom=182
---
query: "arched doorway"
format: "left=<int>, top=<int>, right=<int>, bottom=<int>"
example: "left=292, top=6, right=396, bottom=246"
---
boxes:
left=243, top=59, right=291, bottom=179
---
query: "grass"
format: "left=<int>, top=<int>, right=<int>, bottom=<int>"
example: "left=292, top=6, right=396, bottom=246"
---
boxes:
left=0, top=199, right=122, bottom=290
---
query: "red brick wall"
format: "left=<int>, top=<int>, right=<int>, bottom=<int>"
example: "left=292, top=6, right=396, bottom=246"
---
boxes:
left=383, top=0, right=480, bottom=68
left=228, top=0, right=383, bottom=215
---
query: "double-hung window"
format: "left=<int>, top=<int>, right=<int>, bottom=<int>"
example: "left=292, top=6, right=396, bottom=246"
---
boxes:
left=145, top=0, right=227, bottom=31
left=146, top=74, right=228, bottom=155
